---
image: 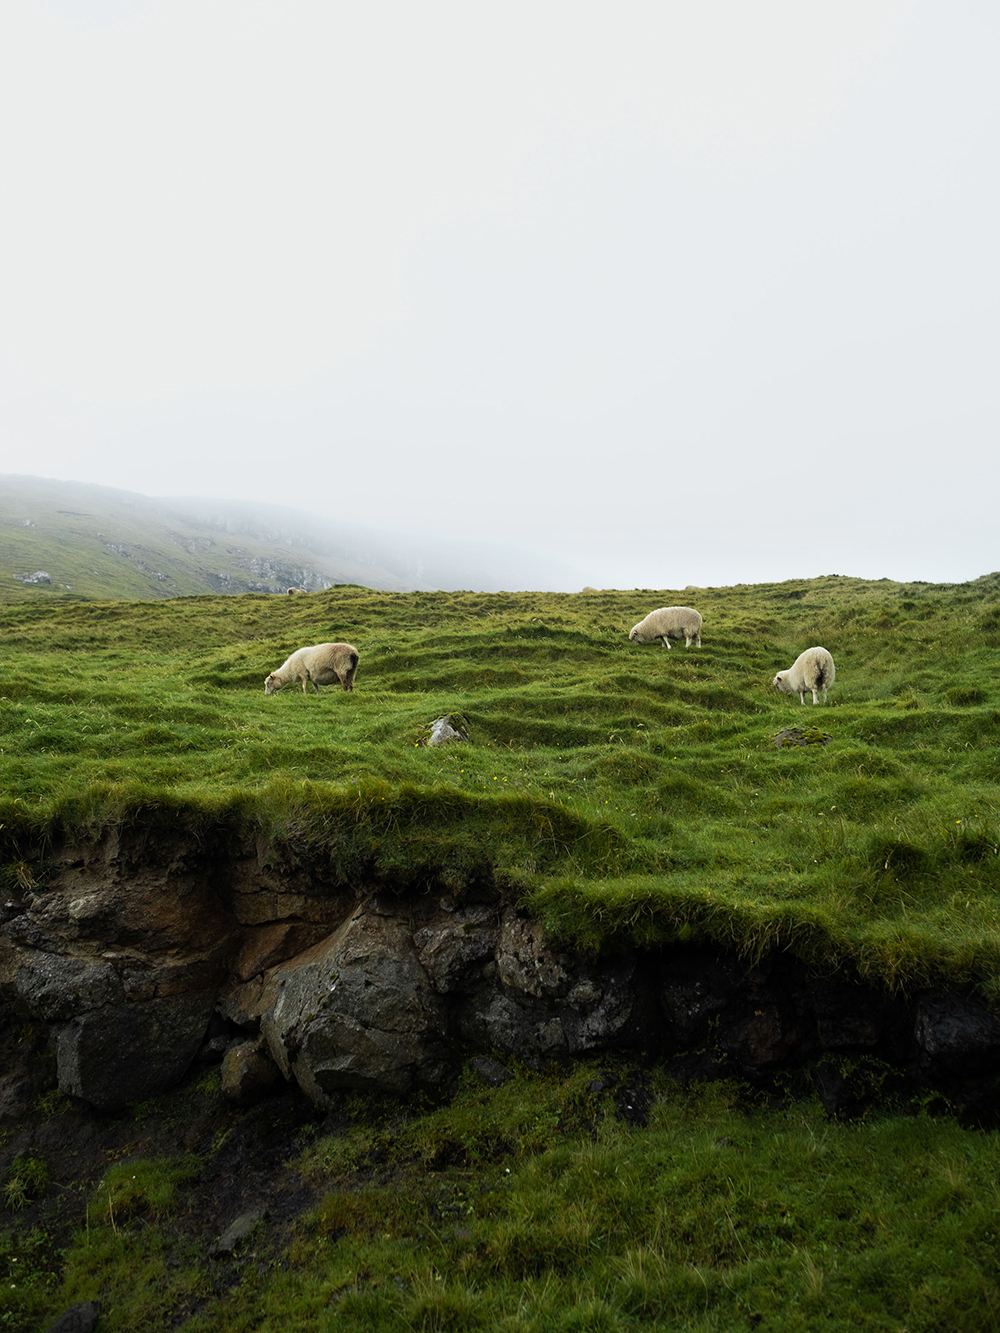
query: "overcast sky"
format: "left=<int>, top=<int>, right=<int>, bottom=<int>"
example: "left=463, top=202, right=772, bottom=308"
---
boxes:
left=1, top=1, right=996, bottom=590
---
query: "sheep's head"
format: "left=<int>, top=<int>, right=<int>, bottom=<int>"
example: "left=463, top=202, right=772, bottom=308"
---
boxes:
left=264, top=674, right=281, bottom=695
left=629, top=627, right=642, bottom=642
left=772, top=672, right=791, bottom=695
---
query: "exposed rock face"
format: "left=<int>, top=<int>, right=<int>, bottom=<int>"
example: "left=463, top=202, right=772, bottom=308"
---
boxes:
left=413, top=904, right=497, bottom=992
left=54, top=992, right=217, bottom=1109
left=914, top=992, right=1000, bottom=1077
left=260, top=909, right=450, bottom=1100
left=1, top=823, right=999, bottom=1116
left=452, top=911, right=655, bottom=1064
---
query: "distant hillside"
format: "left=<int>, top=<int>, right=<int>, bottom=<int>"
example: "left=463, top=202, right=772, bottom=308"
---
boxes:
left=0, top=476, right=583, bottom=600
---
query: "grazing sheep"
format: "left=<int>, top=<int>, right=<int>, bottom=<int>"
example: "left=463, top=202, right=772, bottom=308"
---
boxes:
left=264, top=642, right=359, bottom=695
left=773, top=646, right=835, bottom=705
left=629, top=606, right=702, bottom=649
left=286, top=586, right=308, bottom=596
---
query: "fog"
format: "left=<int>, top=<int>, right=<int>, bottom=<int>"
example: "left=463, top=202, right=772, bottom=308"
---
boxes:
left=1, top=1, right=996, bottom=590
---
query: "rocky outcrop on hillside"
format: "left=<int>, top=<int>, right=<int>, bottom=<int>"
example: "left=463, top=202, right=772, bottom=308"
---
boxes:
left=2, top=823, right=1000, bottom=1122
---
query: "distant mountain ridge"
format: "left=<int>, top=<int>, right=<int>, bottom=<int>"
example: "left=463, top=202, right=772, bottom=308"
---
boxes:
left=0, top=475, right=582, bottom=600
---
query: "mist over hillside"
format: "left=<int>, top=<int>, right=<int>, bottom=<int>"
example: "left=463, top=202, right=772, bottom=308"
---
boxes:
left=0, top=475, right=589, bottom=599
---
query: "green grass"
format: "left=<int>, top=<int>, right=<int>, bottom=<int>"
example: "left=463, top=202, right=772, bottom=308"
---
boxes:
left=1, top=575, right=999, bottom=995
left=12, top=1062, right=1000, bottom=1331
left=282, top=1071, right=1000, bottom=1332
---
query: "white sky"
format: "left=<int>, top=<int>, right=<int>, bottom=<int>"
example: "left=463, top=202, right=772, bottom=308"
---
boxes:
left=1, top=0, right=997, bottom=590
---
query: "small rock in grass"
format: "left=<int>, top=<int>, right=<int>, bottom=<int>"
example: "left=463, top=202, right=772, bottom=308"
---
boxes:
left=211, top=1207, right=267, bottom=1256
left=468, top=1056, right=512, bottom=1086
left=773, top=727, right=832, bottom=749
left=424, top=715, right=471, bottom=747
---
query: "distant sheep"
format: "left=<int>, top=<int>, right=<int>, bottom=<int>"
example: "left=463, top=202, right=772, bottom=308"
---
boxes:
left=286, top=586, right=308, bottom=596
left=773, top=646, right=835, bottom=705
left=629, top=606, right=702, bottom=650
left=264, top=642, right=359, bottom=695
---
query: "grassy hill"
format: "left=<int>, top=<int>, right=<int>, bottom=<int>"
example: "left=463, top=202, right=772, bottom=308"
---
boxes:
left=0, top=475, right=590, bottom=600
left=5, top=570, right=1000, bottom=1332
left=0, top=473, right=425, bottom=599
left=2, top=569, right=999, bottom=997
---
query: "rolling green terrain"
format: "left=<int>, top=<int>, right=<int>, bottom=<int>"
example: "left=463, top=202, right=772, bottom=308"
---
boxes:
left=3, top=572, right=1000, bottom=1332
left=1, top=572, right=998, bottom=995
left=0, top=475, right=419, bottom=598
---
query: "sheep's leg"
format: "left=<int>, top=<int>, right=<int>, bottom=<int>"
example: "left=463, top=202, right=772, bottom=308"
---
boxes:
left=661, top=636, right=671, bottom=649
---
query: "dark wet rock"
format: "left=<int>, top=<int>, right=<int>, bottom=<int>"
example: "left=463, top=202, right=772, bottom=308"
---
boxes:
left=15, top=954, right=122, bottom=1021
left=196, top=1020, right=233, bottom=1066
left=558, top=954, right=656, bottom=1054
left=468, top=1055, right=513, bottom=1086
left=914, top=992, right=1000, bottom=1077
left=657, top=949, right=746, bottom=1050
left=456, top=988, right=569, bottom=1065
left=0, top=1073, right=34, bottom=1123
left=54, top=991, right=216, bottom=1109
left=413, top=905, right=499, bottom=993
left=728, top=961, right=816, bottom=1068
left=3, top=915, right=66, bottom=953
left=455, top=942, right=653, bottom=1067
left=221, top=1041, right=283, bottom=1105
left=260, top=910, right=449, bottom=1100
left=656, top=952, right=913, bottom=1077
left=43, top=1302, right=99, bottom=1333
left=496, top=909, right=573, bottom=999
left=809, top=978, right=910, bottom=1058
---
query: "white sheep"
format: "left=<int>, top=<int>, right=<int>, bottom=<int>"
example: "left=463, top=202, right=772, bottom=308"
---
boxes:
left=286, top=586, right=308, bottom=596
left=264, top=642, right=359, bottom=695
left=628, top=606, right=702, bottom=649
left=772, top=646, right=835, bottom=705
